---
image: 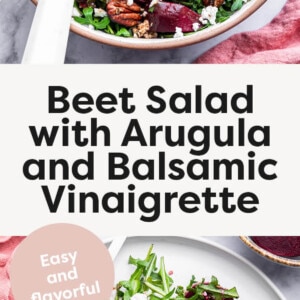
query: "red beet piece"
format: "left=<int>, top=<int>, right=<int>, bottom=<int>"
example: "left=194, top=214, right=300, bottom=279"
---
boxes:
left=147, top=2, right=201, bottom=33
left=252, top=236, right=300, bottom=257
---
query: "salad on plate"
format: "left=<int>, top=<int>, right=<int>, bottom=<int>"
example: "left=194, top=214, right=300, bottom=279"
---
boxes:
left=112, top=244, right=239, bottom=300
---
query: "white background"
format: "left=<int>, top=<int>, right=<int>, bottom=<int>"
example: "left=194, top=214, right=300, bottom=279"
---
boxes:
left=0, top=64, right=299, bottom=236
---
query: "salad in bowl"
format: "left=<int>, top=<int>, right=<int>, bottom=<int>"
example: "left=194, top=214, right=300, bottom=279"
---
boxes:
left=73, top=0, right=255, bottom=39
left=31, top=0, right=266, bottom=48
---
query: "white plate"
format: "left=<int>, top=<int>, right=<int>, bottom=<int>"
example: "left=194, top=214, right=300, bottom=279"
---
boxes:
left=110, top=236, right=286, bottom=300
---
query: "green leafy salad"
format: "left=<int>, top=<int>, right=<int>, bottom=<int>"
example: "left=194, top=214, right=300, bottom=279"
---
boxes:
left=73, top=0, right=252, bottom=38
left=113, top=245, right=239, bottom=300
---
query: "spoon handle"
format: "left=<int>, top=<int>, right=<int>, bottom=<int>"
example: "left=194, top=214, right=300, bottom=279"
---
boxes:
left=22, top=0, right=74, bottom=64
left=108, top=236, right=127, bottom=261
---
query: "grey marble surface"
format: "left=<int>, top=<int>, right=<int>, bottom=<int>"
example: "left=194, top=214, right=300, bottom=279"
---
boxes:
left=0, top=0, right=287, bottom=63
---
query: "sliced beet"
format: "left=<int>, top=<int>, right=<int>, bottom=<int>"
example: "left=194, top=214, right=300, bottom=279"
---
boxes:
left=252, top=236, right=300, bottom=257
left=147, top=2, right=201, bottom=33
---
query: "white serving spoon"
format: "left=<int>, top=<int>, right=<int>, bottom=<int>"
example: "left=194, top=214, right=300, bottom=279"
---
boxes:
left=22, top=0, right=74, bottom=64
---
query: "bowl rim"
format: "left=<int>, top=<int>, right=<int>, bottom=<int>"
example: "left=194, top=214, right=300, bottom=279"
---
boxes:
left=31, top=0, right=267, bottom=50
left=240, top=236, right=300, bottom=267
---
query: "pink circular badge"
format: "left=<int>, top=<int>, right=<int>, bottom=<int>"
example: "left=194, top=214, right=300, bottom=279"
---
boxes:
left=9, top=224, right=114, bottom=300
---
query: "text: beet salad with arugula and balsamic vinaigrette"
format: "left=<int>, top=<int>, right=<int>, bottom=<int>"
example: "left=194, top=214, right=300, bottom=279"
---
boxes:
left=73, top=0, right=251, bottom=38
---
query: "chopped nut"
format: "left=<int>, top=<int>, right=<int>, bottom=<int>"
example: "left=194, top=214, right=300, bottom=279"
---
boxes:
left=132, top=20, right=158, bottom=38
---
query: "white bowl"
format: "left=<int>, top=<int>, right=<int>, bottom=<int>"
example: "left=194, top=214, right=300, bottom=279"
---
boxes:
left=240, top=236, right=300, bottom=267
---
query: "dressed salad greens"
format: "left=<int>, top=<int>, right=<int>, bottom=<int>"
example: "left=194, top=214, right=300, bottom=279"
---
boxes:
left=113, top=244, right=239, bottom=300
left=73, top=0, right=252, bottom=38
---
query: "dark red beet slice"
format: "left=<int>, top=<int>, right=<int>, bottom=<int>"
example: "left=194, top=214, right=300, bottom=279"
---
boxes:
left=252, top=236, right=300, bottom=257
left=147, top=2, right=201, bottom=33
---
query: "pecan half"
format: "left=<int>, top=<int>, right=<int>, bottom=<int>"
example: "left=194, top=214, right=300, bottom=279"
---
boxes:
left=203, top=0, right=225, bottom=7
left=132, top=20, right=158, bottom=38
left=107, top=0, right=143, bottom=27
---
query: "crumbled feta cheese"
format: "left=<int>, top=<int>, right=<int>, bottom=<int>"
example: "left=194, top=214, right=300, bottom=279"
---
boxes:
left=94, top=8, right=107, bottom=17
left=173, top=27, right=184, bottom=38
left=149, top=0, right=159, bottom=8
left=130, top=293, right=148, bottom=300
left=72, top=7, right=82, bottom=17
left=199, top=5, right=218, bottom=25
left=192, top=22, right=200, bottom=32
left=127, top=0, right=134, bottom=5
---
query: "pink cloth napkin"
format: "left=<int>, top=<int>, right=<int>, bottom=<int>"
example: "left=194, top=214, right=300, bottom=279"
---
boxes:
left=195, top=0, right=300, bottom=64
left=0, top=237, right=25, bottom=300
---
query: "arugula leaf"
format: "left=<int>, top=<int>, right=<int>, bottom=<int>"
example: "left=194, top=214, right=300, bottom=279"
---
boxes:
left=116, top=27, right=132, bottom=37
left=129, top=255, right=150, bottom=268
left=231, top=0, right=244, bottom=11
left=145, top=253, right=158, bottom=279
left=159, top=257, right=173, bottom=294
left=73, top=7, right=93, bottom=24
left=180, top=275, right=239, bottom=300
left=94, top=16, right=110, bottom=30
left=73, top=7, right=110, bottom=30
